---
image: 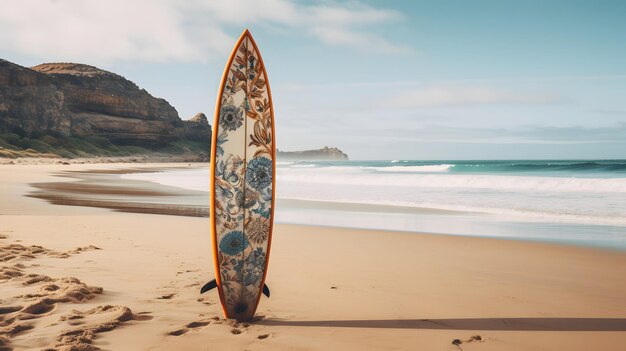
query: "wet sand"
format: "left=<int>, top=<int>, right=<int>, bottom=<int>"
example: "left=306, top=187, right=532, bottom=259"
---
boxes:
left=28, top=167, right=210, bottom=218
left=1, top=163, right=626, bottom=351
left=27, top=169, right=466, bottom=220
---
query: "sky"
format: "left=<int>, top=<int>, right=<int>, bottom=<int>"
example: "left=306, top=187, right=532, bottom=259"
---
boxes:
left=1, top=0, right=625, bottom=159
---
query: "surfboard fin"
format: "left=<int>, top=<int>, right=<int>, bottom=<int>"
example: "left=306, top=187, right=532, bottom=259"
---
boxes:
left=201, top=279, right=270, bottom=298
left=200, top=279, right=217, bottom=294
left=262, top=284, right=270, bottom=298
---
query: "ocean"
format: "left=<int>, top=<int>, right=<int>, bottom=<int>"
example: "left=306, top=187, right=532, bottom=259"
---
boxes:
left=123, top=160, right=626, bottom=250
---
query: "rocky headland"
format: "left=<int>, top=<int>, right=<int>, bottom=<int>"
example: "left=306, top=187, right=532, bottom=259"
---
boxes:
left=0, top=59, right=211, bottom=160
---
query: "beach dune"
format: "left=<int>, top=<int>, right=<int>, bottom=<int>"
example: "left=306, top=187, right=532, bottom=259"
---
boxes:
left=1, top=164, right=626, bottom=350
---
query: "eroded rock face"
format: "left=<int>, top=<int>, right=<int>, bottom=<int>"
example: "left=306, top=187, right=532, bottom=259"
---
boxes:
left=0, top=60, right=210, bottom=147
left=182, top=113, right=212, bottom=142
left=0, top=59, right=71, bottom=136
left=31, top=63, right=180, bottom=123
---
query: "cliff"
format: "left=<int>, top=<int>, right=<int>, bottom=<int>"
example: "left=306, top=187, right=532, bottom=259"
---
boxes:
left=0, top=59, right=71, bottom=135
left=277, top=146, right=349, bottom=161
left=183, top=113, right=211, bottom=142
left=0, top=59, right=210, bottom=158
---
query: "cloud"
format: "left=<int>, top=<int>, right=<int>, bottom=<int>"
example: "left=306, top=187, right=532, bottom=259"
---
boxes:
left=515, top=123, right=626, bottom=143
left=309, top=26, right=410, bottom=54
left=0, top=0, right=219, bottom=63
left=0, top=0, right=407, bottom=64
left=378, top=86, right=561, bottom=108
left=304, top=3, right=410, bottom=53
left=345, top=123, right=626, bottom=144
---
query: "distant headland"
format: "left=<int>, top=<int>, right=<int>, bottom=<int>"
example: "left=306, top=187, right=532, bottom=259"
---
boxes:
left=277, top=146, right=349, bottom=161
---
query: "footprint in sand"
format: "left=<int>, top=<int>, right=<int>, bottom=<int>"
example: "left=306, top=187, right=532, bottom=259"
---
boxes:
left=0, top=306, right=22, bottom=315
left=50, top=305, right=150, bottom=350
left=167, top=320, right=212, bottom=336
left=186, top=321, right=210, bottom=328
left=0, top=265, right=24, bottom=280
left=0, top=241, right=113, bottom=350
left=0, top=270, right=104, bottom=350
left=167, top=316, right=256, bottom=337
left=66, top=245, right=101, bottom=255
left=1, top=335, right=11, bottom=351
left=22, top=273, right=53, bottom=285
left=60, top=311, right=86, bottom=326
left=21, top=300, right=56, bottom=315
left=0, top=243, right=101, bottom=263
left=158, top=293, right=176, bottom=300
left=168, top=328, right=189, bottom=336
left=227, top=319, right=252, bottom=335
left=196, top=297, right=214, bottom=305
left=452, top=335, right=484, bottom=347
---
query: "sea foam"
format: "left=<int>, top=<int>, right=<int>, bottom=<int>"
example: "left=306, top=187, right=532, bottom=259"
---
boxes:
left=122, top=160, right=626, bottom=228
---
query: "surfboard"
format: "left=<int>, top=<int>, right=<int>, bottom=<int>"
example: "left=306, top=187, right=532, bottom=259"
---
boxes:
left=201, top=29, right=275, bottom=322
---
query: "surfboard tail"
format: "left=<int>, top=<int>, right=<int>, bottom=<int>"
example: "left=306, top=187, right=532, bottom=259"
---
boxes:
left=200, top=279, right=270, bottom=299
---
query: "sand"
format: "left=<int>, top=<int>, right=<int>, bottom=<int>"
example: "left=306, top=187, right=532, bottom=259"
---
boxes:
left=1, top=163, right=626, bottom=350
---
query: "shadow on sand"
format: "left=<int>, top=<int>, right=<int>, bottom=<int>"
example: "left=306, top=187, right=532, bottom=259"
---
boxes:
left=257, top=318, right=626, bottom=331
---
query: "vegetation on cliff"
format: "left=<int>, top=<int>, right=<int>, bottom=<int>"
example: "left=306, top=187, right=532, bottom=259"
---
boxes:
left=0, top=131, right=207, bottom=160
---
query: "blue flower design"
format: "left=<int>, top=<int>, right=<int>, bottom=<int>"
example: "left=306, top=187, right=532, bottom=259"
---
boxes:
left=253, top=206, right=271, bottom=219
left=216, top=183, right=232, bottom=200
left=219, top=231, right=249, bottom=256
left=243, top=247, right=265, bottom=286
left=235, top=189, right=258, bottom=209
left=215, top=130, right=228, bottom=157
left=219, top=105, right=243, bottom=131
left=251, top=187, right=272, bottom=218
left=226, top=172, right=240, bottom=185
left=247, top=247, right=265, bottom=267
left=230, top=257, right=244, bottom=276
left=246, top=157, right=272, bottom=191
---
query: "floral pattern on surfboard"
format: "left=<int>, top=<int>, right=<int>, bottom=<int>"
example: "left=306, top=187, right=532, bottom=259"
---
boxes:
left=212, top=31, right=274, bottom=320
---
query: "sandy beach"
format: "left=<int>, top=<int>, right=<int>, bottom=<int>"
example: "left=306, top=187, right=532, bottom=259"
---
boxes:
left=1, top=163, right=626, bottom=351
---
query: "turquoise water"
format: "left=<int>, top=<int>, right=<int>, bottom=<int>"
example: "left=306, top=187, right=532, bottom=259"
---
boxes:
left=290, top=159, right=626, bottom=176
left=123, top=160, right=626, bottom=250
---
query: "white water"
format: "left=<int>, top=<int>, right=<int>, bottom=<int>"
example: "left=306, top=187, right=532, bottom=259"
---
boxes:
left=122, top=161, right=626, bottom=249
left=368, top=164, right=454, bottom=172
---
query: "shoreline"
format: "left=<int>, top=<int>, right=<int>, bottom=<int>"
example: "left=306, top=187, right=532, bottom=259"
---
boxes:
left=1, top=163, right=626, bottom=350
left=25, top=164, right=626, bottom=251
